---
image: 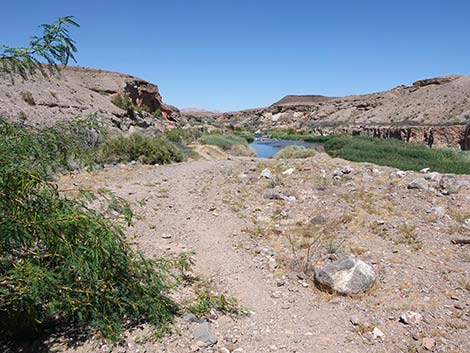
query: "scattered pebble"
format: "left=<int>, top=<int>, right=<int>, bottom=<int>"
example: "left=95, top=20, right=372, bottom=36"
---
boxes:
left=400, top=311, right=423, bottom=325
left=282, top=168, right=295, bottom=175
left=372, top=327, right=385, bottom=340
left=260, top=168, right=273, bottom=179
left=422, top=337, right=435, bottom=351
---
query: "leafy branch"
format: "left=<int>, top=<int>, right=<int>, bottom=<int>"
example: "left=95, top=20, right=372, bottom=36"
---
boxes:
left=0, top=16, right=79, bottom=79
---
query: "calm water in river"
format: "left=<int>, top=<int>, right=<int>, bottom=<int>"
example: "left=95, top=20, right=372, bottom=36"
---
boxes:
left=249, top=139, right=320, bottom=158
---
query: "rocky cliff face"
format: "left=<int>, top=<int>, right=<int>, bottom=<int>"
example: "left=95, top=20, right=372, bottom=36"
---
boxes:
left=0, top=66, right=180, bottom=132
left=203, top=75, right=470, bottom=150
left=313, top=125, right=470, bottom=150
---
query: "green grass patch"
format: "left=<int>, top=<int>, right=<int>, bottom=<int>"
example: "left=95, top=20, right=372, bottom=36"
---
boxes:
left=324, top=135, right=470, bottom=174
left=198, top=134, right=248, bottom=150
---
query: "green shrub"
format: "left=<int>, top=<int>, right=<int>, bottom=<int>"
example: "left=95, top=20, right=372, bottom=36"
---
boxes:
left=164, top=128, right=203, bottom=144
left=0, top=117, right=103, bottom=176
left=274, top=145, right=316, bottom=159
left=111, top=94, right=163, bottom=117
left=98, top=133, right=184, bottom=165
left=153, top=109, right=162, bottom=118
left=198, top=134, right=248, bottom=150
left=324, top=136, right=470, bottom=174
left=234, top=131, right=255, bottom=143
left=0, top=122, right=178, bottom=341
left=111, top=93, right=133, bottom=111
left=267, top=131, right=304, bottom=140
left=302, top=135, right=332, bottom=143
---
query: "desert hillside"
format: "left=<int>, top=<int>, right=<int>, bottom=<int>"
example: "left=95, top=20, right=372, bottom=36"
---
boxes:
left=182, top=75, right=470, bottom=150
left=2, top=68, right=470, bottom=149
left=0, top=66, right=181, bottom=132
left=215, top=76, right=470, bottom=129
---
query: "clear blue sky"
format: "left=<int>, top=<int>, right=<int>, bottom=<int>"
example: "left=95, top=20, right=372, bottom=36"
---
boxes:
left=1, top=0, right=469, bottom=111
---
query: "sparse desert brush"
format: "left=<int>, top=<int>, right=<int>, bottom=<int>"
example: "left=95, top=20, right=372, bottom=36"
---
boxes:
left=274, top=145, right=316, bottom=159
left=111, top=93, right=158, bottom=116
left=228, top=143, right=256, bottom=157
left=20, top=90, right=35, bottom=105
left=98, top=133, right=184, bottom=165
left=186, top=286, right=241, bottom=318
left=447, top=208, right=470, bottom=223
left=398, top=224, right=423, bottom=250
left=337, top=189, right=377, bottom=214
left=312, top=174, right=330, bottom=190
left=461, top=279, right=470, bottom=291
left=153, top=108, right=162, bottom=117
left=285, top=217, right=349, bottom=274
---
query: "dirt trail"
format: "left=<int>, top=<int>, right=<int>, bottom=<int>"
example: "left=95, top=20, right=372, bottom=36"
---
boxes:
left=57, top=155, right=470, bottom=353
left=150, top=160, right=352, bottom=352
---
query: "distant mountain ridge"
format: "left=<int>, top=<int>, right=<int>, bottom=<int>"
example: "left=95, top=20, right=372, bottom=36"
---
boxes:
left=271, top=94, right=333, bottom=107
left=207, top=75, right=470, bottom=128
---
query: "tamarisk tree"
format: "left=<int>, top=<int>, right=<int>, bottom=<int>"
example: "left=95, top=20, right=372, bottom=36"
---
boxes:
left=0, top=16, right=79, bottom=79
left=0, top=17, right=178, bottom=343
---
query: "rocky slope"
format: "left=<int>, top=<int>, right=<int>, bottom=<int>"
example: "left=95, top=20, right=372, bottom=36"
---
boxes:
left=194, top=76, right=470, bottom=149
left=0, top=66, right=181, bottom=132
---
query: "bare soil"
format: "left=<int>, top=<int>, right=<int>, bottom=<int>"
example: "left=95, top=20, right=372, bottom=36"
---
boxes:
left=49, top=153, right=470, bottom=353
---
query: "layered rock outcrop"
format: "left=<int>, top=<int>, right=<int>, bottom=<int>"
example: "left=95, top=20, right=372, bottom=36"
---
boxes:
left=0, top=66, right=180, bottom=132
left=198, top=75, right=470, bottom=150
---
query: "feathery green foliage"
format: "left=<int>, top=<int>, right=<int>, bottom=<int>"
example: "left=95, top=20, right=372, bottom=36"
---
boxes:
left=0, top=117, right=104, bottom=176
left=0, top=122, right=178, bottom=341
left=98, top=133, right=184, bottom=165
left=0, top=16, right=79, bottom=80
left=324, top=135, right=470, bottom=174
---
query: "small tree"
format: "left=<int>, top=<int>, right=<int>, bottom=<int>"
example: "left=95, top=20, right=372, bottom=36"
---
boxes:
left=0, top=16, right=79, bottom=79
left=0, top=18, right=179, bottom=343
